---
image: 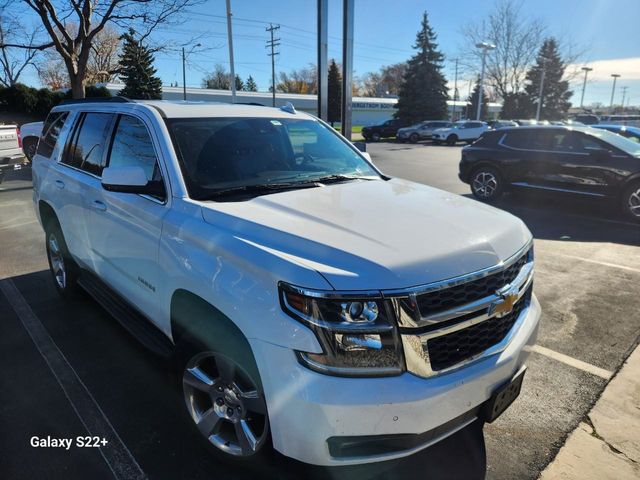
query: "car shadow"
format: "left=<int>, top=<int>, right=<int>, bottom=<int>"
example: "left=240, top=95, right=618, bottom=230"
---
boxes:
left=462, top=191, right=640, bottom=246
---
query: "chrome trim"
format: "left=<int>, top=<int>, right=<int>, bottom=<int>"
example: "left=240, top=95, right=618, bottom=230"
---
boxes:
left=401, top=296, right=533, bottom=378
left=511, top=182, right=606, bottom=197
left=415, top=262, right=533, bottom=327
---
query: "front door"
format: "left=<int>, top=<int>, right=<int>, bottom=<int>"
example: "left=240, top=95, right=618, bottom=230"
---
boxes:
left=85, top=113, right=170, bottom=330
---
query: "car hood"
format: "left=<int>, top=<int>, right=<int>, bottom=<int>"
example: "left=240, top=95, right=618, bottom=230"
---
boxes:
left=200, top=178, right=532, bottom=291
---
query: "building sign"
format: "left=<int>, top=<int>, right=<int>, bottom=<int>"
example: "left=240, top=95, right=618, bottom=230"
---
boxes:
left=352, top=102, right=397, bottom=110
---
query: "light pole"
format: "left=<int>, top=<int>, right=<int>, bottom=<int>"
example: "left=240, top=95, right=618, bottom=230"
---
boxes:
left=535, top=57, right=548, bottom=122
left=451, top=58, right=459, bottom=122
left=610, top=74, right=620, bottom=109
left=226, top=0, right=236, bottom=103
left=475, top=42, right=496, bottom=121
left=579, top=66, right=593, bottom=109
left=182, top=43, right=202, bottom=101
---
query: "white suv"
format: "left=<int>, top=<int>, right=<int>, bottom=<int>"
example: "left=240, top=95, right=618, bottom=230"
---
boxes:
left=32, top=99, right=539, bottom=468
left=432, top=121, right=489, bottom=145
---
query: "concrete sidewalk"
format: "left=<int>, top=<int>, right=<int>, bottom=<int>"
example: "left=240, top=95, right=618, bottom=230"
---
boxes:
left=539, top=344, right=640, bottom=480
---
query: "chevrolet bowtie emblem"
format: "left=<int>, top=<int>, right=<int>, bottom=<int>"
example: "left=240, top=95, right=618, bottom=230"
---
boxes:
left=488, top=288, right=519, bottom=318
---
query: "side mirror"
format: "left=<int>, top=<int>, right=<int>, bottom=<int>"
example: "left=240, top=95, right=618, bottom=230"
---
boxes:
left=101, top=166, right=164, bottom=196
left=353, top=141, right=367, bottom=152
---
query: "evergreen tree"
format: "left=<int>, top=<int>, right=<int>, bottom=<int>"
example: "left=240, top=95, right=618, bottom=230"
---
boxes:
left=245, top=76, right=258, bottom=92
left=468, top=76, right=489, bottom=120
left=523, top=38, right=572, bottom=120
left=327, top=59, right=342, bottom=126
left=501, top=91, right=534, bottom=119
left=395, top=12, right=448, bottom=123
left=118, top=29, right=162, bottom=100
left=235, top=74, right=244, bottom=91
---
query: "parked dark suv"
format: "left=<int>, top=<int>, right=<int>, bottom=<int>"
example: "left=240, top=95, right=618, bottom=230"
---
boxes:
left=459, top=126, right=640, bottom=221
left=361, top=119, right=406, bottom=141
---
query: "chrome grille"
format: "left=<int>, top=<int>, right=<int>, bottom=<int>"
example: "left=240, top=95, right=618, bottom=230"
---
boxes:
left=389, top=243, right=534, bottom=378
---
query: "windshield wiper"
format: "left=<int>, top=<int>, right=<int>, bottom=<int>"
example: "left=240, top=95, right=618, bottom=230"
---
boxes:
left=312, top=174, right=379, bottom=184
left=204, top=182, right=319, bottom=199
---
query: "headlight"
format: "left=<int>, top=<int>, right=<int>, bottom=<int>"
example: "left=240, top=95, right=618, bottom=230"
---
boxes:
left=279, top=282, right=404, bottom=377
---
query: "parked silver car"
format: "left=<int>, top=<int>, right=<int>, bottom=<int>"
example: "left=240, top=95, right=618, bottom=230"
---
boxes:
left=397, top=120, right=452, bottom=143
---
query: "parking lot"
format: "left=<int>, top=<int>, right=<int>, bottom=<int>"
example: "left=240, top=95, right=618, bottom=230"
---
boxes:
left=1, top=142, right=639, bottom=480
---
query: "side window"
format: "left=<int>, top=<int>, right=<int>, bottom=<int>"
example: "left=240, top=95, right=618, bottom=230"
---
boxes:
left=574, top=133, right=608, bottom=152
left=107, top=115, right=162, bottom=183
left=62, top=112, right=114, bottom=176
left=502, top=130, right=531, bottom=149
left=37, top=111, right=69, bottom=158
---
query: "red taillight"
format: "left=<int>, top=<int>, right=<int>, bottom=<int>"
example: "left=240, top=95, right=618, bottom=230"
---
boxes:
left=16, top=127, right=22, bottom=148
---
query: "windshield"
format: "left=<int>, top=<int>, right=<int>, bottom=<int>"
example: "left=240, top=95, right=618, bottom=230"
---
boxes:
left=167, top=117, right=380, bottom=199
left=586, top=128, right=640, bottom=156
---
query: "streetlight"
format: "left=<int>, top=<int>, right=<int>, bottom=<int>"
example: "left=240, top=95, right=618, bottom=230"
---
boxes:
left=535, top=57, right=549, bottom=122
left=610, top=74, right=620, bottom=109
left=579, top=66, right=593, bottom=109
left=475, top=42, right=496, bottom=121
left=182, top=43, right=202, bottom=101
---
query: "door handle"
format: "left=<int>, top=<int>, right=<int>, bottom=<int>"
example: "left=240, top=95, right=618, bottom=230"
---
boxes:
left=91, top=200, right=107, bottom=212
left=54, top=180, right=65, bottom=189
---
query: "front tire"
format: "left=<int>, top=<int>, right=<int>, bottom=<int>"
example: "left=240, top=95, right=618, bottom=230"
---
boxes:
left=470, top=166, right=504, bottom=202
left=409, top=133, right=419, bottom=143
left=622, top=181, right=640, bottom=223
left=175, top=337, right=272, bottom=467
left=371, top=132, right=381, bottom=142
left=45, top=219, right=80, bottom=297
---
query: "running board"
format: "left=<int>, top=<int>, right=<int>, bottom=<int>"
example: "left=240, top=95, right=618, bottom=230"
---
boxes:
left=78, top=271, right=174, bottom=357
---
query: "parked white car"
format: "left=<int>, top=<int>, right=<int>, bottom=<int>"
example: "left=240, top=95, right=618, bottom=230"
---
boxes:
left=432, top=121, right=489, bottom=145
left=0, top=123, right=25, bottom=183
left=19, top=121, right=43, bottom=161
left=32, top=99, right=539, bottom=467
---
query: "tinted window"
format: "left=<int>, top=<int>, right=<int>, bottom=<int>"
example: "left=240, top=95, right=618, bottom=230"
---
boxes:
left=502, top=130, right=531, bottom=148
left=467, top=122, right=483, bottom=128
left=574, top=133, right=607, bottom=152
left=108, top=115, right=161, bottom=182
left=37, top=111, right=69, bottom=158
left=527, top=131, right=573, bottom=152
left=63, top=112, right=113, bottom=175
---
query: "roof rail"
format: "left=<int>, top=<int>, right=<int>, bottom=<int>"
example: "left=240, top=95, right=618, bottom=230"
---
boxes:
left=60, top=96, right=132, bottom=105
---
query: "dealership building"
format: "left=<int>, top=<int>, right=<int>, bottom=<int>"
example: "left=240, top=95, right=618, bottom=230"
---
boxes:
left=104, top=83, right=502, bottom=125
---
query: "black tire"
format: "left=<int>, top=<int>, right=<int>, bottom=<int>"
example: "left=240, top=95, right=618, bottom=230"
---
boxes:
left=44, top=218, right=81, bottom=297
left=371, top=132, right=381, bottom=142
left=409, top=133, right=419, bottom=143
left=469, top=166, right=504, bottom=202
left=446, top=134, right=458, bottom=146
left=173, top=333, right=273, bottom=470
left=621, top=181, right=640, bottom=223
left=23, top=138, right=37, bottom=161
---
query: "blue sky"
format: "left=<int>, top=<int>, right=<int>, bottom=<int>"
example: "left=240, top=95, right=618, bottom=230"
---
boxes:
left=19, top=0, right=640, bottom=106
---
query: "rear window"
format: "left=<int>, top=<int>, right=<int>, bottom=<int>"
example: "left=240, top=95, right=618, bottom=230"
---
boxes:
left=37, top=111, right=69, bottom=158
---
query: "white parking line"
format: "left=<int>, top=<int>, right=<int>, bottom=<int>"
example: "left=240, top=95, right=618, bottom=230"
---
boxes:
left=548, top=253, right=640, bottom=274
left=0, top=279, right=146, bottom=480
left=529, top=344, right=613, bottom=380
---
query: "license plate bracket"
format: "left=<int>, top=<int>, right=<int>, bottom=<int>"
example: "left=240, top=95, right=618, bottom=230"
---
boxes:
left=482, top=367, right=526, bottom=423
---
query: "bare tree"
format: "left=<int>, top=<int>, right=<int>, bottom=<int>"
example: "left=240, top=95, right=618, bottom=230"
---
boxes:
left=2, top=0, right=198, bottom=98
left=0, top=9, right=41, bottom=86
left=87, top=25, right=121, bottom=84
left=37, top=49, right=68, bottom=89
left=460, top=0, right=545, bottom=99
left=202, top=64, right=231, bottom=90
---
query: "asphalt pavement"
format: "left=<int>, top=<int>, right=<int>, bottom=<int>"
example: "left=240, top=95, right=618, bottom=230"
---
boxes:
left=0, top=142, right=639, bottom=480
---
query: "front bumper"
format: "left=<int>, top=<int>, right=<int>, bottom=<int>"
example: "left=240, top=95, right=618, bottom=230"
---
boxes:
left=250, top=294, right=541, bottom=466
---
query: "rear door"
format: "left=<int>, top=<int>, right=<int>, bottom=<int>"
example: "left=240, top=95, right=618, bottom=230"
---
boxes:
left=85, top=113, right=169, bottom=327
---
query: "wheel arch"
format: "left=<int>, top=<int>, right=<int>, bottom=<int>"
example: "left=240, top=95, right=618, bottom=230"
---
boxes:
left=38, top=200, right=58, bottom=228
left=170, top=289, right=262, bottom=388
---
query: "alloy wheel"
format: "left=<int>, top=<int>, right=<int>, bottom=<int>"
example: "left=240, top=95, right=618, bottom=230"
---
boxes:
left=48, top=233, right=67, bottom=290
left=472, top=171, right=498, bottom=198
left=182, top=351, right=268, bottom=457
left=628, top=186, right=640, bottom=218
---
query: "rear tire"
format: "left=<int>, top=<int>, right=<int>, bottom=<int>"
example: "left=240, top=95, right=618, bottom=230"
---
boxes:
left=409, top=133, right=419, bottom=143
left=446, top=134, right=458, bottom=146
left=371, top=132, right=381, bottom=142
left=470, top=166, right=504, bottom=202
left=622, top=181, right=640, bottom=223
left=44, top=218, right=80, bottom=297
left=23, top=138, right=37, bottom=162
